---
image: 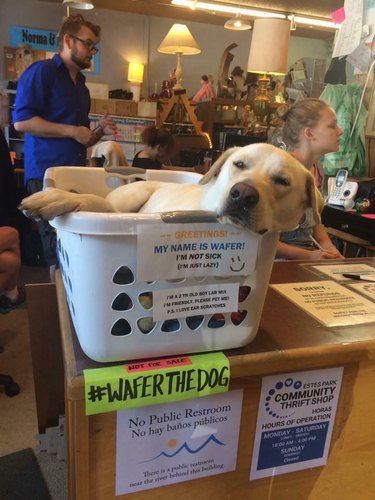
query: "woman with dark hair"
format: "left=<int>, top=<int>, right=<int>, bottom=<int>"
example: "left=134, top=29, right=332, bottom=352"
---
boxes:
left=132, top=125, right=174, bottom=169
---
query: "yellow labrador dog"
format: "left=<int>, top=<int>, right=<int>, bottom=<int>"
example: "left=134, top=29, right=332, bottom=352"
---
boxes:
left=19, top=143, right=320, bottom=234
left=90, top=140, right=129, bottom=166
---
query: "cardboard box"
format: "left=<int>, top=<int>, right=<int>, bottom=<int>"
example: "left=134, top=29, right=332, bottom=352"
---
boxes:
left=86, top=82, right=109, bottom=100
left=93, top=99, right=116, bottom=115
left=137, top=101, right=157, bottom=117
left=115, top=99, right=137, bottom=116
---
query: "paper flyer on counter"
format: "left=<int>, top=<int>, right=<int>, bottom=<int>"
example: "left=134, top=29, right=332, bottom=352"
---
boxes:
left=271, top=280, right=375, bottom=327
left=311, top=263, right=375, bottom=281
left=116, top=390, right=243, bottom=495
left=347, top=281, right=375, bottom=300
left=250, top=367, right=343, bottom=480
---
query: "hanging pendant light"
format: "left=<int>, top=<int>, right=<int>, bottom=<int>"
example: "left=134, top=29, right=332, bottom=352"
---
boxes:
left=62, top=0, right=94, bottom=13
left=224, top=14, right=252, bottom=31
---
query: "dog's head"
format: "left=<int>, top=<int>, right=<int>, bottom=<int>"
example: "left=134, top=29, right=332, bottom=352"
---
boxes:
left=199, top=143, right=320, bottom=234
left=90, top=141, right=128, bottom=167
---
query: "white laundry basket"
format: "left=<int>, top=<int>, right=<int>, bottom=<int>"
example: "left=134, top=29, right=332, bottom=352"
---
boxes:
left=46, top=167, right=278, bottom=363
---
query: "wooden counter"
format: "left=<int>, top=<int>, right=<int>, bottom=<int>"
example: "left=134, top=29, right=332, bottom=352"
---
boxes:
left=27, top=258, right=375, bottom=499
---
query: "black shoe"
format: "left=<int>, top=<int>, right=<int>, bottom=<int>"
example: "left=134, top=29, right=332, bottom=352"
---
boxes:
left=0, top=286, right=26, bottom=314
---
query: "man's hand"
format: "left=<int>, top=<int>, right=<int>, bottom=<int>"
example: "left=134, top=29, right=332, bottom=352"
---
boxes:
left=73, top=126, right=97, bottom=145
left=99, top=113, right=118, bottom=135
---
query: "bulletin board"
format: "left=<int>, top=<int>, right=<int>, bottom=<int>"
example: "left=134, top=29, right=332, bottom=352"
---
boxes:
left=89, top=114, right=155, bottom=165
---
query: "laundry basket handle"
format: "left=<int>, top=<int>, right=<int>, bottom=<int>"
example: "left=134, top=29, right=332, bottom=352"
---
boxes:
left=160, top=211, right=218, bottom=224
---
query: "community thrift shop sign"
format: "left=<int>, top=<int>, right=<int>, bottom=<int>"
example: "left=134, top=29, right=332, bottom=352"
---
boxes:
left=250, top=367, right=343, bottom=480
left=83, top=352, right=229, bottom=415
left=116, top=390, right=243, bottom=494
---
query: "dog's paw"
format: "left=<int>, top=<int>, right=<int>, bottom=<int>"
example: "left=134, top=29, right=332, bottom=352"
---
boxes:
left=18, top=188, right=80, bottom=220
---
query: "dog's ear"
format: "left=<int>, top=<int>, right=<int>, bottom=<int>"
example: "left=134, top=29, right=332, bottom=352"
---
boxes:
left=199, top=147, right=240, bottom=185
left=305, top=173, right=322, bottom=224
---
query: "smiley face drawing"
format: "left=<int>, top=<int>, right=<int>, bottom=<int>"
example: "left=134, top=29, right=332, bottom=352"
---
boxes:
left=230, top=255, right=245, bottom=272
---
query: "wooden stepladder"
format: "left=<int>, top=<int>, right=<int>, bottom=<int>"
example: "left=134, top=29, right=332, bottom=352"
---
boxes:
left=156, top=89, right=205, bottom=136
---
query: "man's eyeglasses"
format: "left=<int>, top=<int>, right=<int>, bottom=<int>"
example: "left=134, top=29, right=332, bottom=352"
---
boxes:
left=68, top=34, right=99, bottom=54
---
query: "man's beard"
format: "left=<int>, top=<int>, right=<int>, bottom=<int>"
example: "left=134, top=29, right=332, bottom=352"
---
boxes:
left=71, top=51, right=91, bottom=70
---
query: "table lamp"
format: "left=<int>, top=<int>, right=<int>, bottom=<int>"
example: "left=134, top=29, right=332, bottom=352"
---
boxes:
left=127, top=62, right=144, bottom=102
left=247, top=18, right=290, bottom=121
left=158, top=23, right=200, bottom=91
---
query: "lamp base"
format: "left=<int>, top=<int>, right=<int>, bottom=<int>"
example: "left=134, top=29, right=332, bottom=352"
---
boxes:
left=130, top=84, right=141, bottom=102
left=253, top=74, right=271, bottom=121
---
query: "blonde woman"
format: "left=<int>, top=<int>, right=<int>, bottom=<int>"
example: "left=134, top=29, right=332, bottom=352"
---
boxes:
left=276, top=98, right=344, bottom=260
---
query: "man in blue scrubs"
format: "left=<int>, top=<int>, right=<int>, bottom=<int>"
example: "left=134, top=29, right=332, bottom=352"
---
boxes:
left=13, top=14, right=117, bottom=278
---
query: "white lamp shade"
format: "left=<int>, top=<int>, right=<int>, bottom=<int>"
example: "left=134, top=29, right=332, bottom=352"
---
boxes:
left=62, top=0, right=94, bottom=10
left=158, top=24, right=201, bottom=55
left=247, top=19, right=290, bottom=75
left=128, top=62, right=144, bottom=83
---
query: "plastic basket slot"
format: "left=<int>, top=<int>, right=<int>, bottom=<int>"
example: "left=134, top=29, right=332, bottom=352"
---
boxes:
left=111, top=318, right=132, bottom=336
left=161, top=319, right=181, bottom=333
left=112, top=293, right=133, bottom=311
left=113, top=266, right=134, bottom=285
left=230, top=310, right=248, bottom=326
left=186, top=315, right=204, bottom=330
left=166, top=277, right=185, bottom=284
left=239, top=285, right=251, bottom=302
left=207, top=314, right=225, bottom=328
left=138, top=317, right=156, bottom=334
left=64, top=248, right=70, bottom=266
left=138, top=292, right=153, bottom=310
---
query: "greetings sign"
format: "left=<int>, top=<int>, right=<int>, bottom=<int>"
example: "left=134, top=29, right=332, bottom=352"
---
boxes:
left=137, top=222, right=259, bottom=281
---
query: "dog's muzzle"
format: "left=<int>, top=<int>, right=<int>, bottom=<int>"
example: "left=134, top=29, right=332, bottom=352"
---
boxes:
left=222, top=182, right=259, bottom=221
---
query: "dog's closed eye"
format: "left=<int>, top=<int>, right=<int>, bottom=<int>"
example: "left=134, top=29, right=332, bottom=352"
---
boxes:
left=272, top=175, right=290, bottom=187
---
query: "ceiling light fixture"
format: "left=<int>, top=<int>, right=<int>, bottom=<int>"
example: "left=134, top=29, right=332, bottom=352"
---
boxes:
left=224, top=14, right=251, bottom=31
left=172, top=0, right=286, bottom=20
left=287, top=14, right=337, bottom=29
left=62, top=0, right=94, bottom=10
left=62, top=0, right=94, bottom=17
left=290, top=14, right=297, bottom=31
left=171, top=1, right=338, bottom=30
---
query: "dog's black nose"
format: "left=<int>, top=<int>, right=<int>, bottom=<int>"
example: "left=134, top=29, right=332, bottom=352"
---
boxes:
left=229, top=182, right=259, bottom=211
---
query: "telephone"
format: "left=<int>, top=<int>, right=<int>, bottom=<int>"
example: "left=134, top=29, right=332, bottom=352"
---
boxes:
left=327, top=169, right=358, bottom=206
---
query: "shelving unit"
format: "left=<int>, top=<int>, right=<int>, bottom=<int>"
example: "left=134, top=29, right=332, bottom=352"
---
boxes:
left=155, top=91, right=205, bottom=137
left=195, top=98, right=246, bottom=146
left=1, top=88, right=24, bottom=164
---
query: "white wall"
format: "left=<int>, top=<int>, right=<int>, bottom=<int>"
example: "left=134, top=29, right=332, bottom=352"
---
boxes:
left=1, top=0, right=333, bottom=98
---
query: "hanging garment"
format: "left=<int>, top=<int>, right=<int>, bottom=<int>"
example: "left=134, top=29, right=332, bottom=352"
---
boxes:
left=320, top=83, right=367, bottom=176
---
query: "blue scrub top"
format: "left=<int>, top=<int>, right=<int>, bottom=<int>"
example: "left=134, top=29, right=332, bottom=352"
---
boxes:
left=13, top=54, right=91, bottom=184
